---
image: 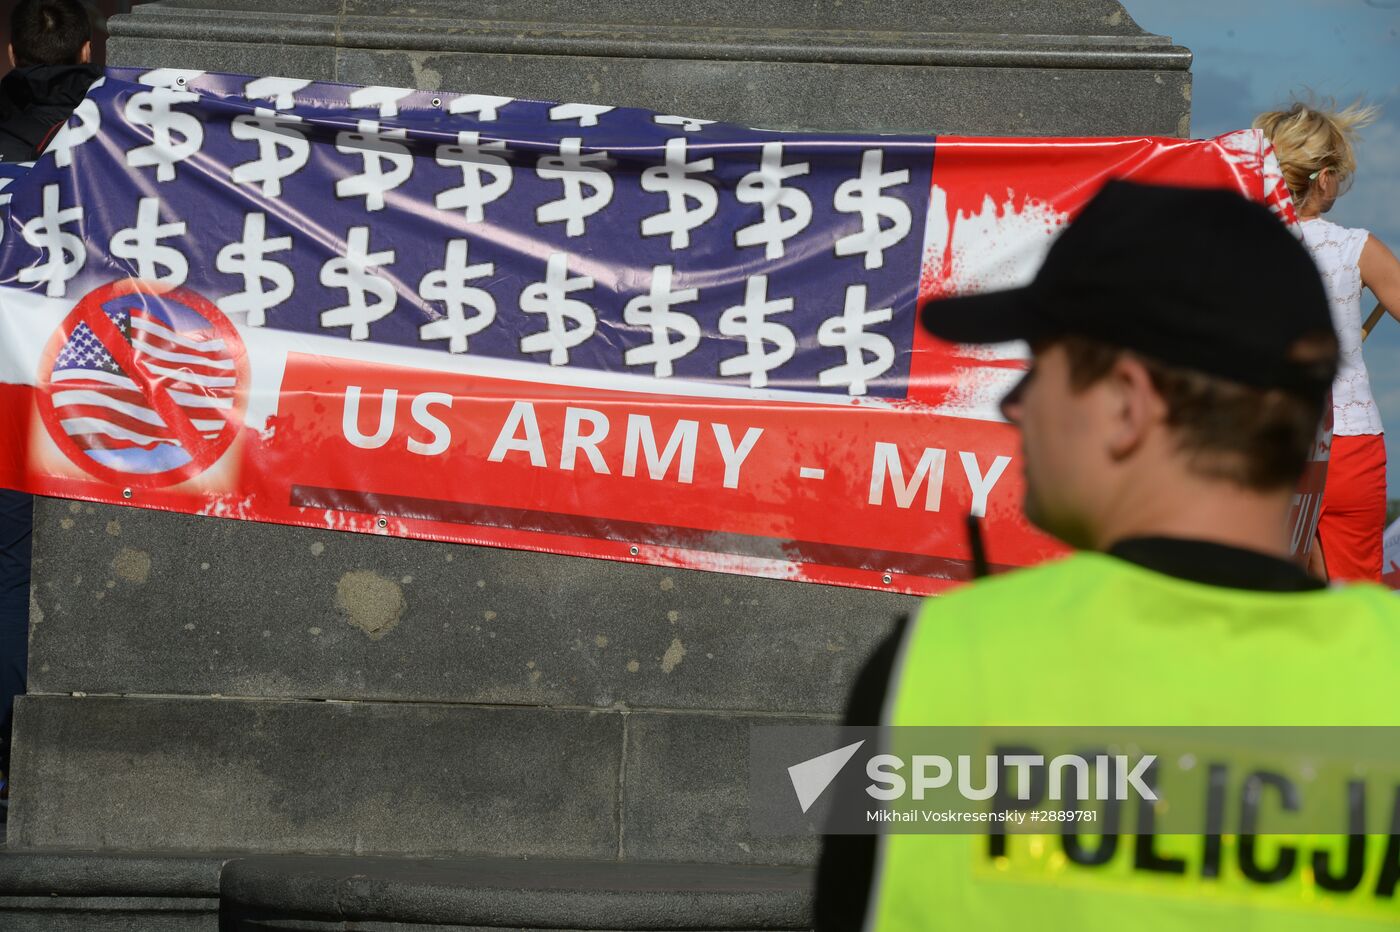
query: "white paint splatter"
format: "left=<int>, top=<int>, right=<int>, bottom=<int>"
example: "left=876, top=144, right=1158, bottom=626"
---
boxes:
left=926, top=188, right=1068, bottom=297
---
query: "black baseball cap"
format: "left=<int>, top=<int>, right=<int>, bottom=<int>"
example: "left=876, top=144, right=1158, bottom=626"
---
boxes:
left=919, top=180, right=1337, bottom=399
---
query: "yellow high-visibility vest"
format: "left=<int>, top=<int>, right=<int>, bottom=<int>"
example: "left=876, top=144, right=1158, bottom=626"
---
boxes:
left=869, top=552, right=1400, bottom=930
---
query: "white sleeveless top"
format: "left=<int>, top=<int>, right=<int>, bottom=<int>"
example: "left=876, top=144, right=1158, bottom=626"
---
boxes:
left=1300, top=218, right=1382, bottom=436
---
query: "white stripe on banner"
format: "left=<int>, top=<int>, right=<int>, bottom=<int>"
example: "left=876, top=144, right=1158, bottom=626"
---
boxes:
left=131, top=337, right=236, bottom=369
left=169, top=389, right=233, bottom=409
left=50, top=368, right=141, bottom=391
left=51, top=389, right=167, bottom=426
left=129, top=314, right=228, bottom=352
left=143, top=363, right=237, bottom=388
left=60, top=416, right=168, bottom=445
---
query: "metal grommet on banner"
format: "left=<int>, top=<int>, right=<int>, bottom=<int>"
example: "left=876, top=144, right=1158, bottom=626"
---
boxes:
left=629, top=545, right=639, bottom=556
left=376, top=517, right=388, bottom=530
left=121, top=488, right=132, bottom=500
left=882, top=573, right=893, bottom=585
left=175, top=76, right=186, bottom=87
left=431, top=97, right=442, bottom=108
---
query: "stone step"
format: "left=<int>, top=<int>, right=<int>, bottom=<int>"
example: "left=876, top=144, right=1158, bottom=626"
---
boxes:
left=222, top=855, right=813, bottom=930
left=0, top=850, right=224, bottom=932
left=142, top=0, right=1159, bottom=36
left=9, top=695, right=820, bottom=865
left=0, top=850, right=811, bottom=931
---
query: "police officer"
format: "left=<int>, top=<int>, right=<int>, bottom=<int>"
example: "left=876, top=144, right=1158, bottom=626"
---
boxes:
left=816, top=181, right=1400, bottom=929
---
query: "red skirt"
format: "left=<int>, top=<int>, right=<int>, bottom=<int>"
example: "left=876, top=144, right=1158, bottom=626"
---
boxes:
left=1317, top=433, right=1387, bottom=582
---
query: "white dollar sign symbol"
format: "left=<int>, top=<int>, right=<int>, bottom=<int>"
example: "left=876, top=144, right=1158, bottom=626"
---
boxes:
left=834, top=149, right=912, bottom=270
left=0, top=178, right=12, bottom=247
left=48, top=85, right=102, bottom=168
left=817, top=284, right=895, bottom=396
left=518, top=252, right=596, bottom=365
left=450, top=94, right=514, bottom=122
left=418, top=239, right=496, bottom=353
left=19, top=184, right=84, bottom=297
left=640, top=138, right=718, bottom=250
left=623, top=265, right=701, bottom=379
left=735, top=143, right=812, bottom=260
left=336, top=119, right=413, bottom=212
left=653, top=114, right=716, bottom=133
left=535, top=138, right=614, bottom=237
left=110, top=197, right=188, bottom=286
left=320, top=226, right=397, bottom=341
left=436, top=131, right=512, bottom=224
left=243, top=76, right=310, bottom=111
left=216, top=213, right=294, bottom=327
left=348, top=85, right=412, bottom=119
left=548, top=103, right=614, bottom=127
left=231, top=107, right=310, bottom=198
left=718, top=275, right=796, bottom=389
left=125, top=86, right=204, bottom=182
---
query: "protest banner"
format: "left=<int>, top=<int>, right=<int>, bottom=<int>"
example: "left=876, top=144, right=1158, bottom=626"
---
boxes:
left=0, top=68, right=1314, bottom=595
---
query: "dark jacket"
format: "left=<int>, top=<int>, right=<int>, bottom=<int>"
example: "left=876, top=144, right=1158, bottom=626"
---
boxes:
left=0, top=63, right=101, bottom=162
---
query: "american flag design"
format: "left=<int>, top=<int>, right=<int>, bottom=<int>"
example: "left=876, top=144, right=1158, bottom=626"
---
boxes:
left=47, top=295, right=237, bottom=474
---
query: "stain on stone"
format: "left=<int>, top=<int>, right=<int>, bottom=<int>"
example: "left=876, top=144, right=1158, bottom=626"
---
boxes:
left=59, top=517, right=74, bottom=530
left=626, top=659, right=640, bottom=673
left=310, top=542, right=325, bottom=557
left=111, top=548, right=151, bottom=585
left=666, top=610, right=680, bottom=623
left=184, top=623, right=195, bottom=631
left=409, top=58, right=443, bottom=90
left=200, top=562, right=210, bottom=571
left=484, top=610, right=497, bottom=621
left=67, top=502, right=81, bottom=515
left=309, top=627, right=323, bottom=636
left=334, top=570, right=406, bottom=640
left=105, top=519, right=121, bottom=537
left=594, top=634, right=609, bottom=648
left=661, top=637, right=687, bottom=673
left=659, top=577, right=675, bottom=592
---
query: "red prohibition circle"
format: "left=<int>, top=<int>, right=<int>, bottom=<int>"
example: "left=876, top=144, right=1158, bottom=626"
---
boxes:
left=36, top=278, right=250, bottom=489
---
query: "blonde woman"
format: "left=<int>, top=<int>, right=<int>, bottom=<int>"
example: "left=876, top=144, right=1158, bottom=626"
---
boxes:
left=1255, top=101, right=1400, bottom=581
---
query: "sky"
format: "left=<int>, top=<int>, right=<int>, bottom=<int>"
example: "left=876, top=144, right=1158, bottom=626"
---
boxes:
left=1122, top=0, right=1400, bottom=494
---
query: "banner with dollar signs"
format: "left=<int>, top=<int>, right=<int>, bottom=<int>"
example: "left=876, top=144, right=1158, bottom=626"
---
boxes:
left=0, top=68, right=1307, bottom=594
